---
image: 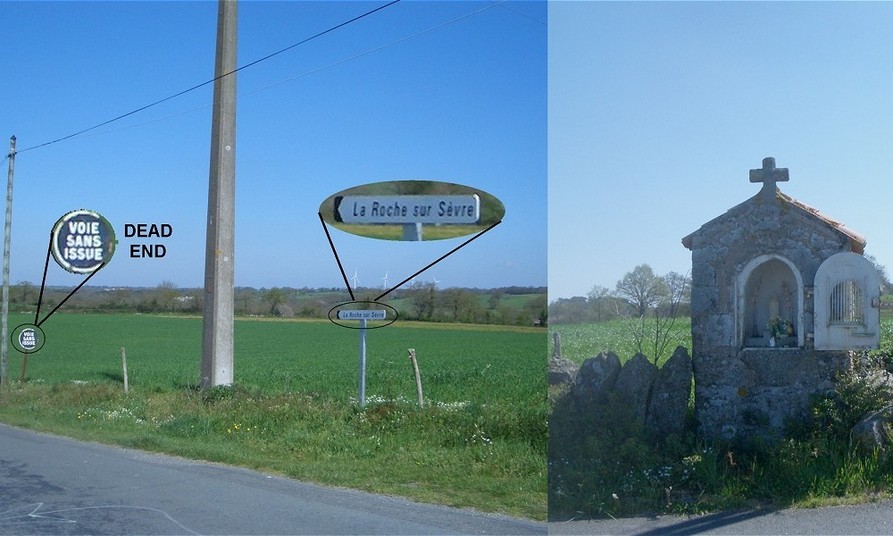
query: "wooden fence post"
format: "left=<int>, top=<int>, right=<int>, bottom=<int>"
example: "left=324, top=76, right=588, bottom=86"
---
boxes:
left=121, top=347, right=129, bottom=394
left=408, top=348, right=424, bottom=408
left=19, top=352, right=28, bottom=383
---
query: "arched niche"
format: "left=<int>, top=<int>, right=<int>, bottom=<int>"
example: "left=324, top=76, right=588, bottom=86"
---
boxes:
left=737, top=255, right=804, bottom=348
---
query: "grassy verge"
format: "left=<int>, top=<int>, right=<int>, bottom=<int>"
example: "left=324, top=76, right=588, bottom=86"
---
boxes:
left=0, top=313, right=547, bottom=520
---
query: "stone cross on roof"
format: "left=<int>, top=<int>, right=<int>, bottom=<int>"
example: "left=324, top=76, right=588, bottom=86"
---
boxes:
left=749, top=157, right=789, bottom=194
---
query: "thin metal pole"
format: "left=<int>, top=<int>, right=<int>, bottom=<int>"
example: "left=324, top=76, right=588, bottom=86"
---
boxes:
left=358, top=318, right=367, bottom=407
left=1, top=135, right=16, bottom=387
left=402, top=222, right=422, bottom=241
left=201, top=0, right=237, bottom=389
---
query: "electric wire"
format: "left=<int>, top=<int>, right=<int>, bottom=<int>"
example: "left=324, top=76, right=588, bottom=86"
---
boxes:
left=15, top=0, right=401, bottom=155
left=67, top=0, right=506, bottom=142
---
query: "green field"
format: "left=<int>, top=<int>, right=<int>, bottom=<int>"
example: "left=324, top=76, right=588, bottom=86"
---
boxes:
left=550, top=317, right=692, bottom=366
left=0, top=313, right=547, bottom=520
left=551, top=313, right=893, bottom=366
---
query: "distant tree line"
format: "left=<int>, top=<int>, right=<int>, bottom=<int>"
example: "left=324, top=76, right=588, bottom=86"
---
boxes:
left=7, top=281, right=547, bottom=327
left=550, top=264, right=691, bottom=325
left=552, top=253, right=892, bottom=325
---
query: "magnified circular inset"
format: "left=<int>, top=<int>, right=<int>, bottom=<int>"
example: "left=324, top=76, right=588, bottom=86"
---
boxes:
left=51, top=209, right=116, bottom=274
left=328, top=301, right=398, bottom=329
left=319, top=179, right=504, bottom=241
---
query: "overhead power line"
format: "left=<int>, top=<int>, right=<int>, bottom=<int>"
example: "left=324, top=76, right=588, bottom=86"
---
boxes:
left=16, top=0, right=401, bottom=155
left=51, top=1, right=507, bottom=143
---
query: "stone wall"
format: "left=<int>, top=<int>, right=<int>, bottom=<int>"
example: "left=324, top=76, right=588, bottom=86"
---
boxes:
left=565, top=346, right=693, bottom=441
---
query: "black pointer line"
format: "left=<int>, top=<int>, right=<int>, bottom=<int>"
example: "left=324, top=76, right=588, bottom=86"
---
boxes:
left=33, top=234, right=54, bottom=325
left=374, top=220, right=502, bottom=302
left=37, top=263, right=106, bottom=328
left=318, top=212, right=355, bottom=301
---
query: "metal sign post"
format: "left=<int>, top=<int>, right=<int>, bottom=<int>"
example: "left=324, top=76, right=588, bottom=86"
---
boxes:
left=337, top=309, right=386, bottom=407
left=358, top=317, right=367, bottom=407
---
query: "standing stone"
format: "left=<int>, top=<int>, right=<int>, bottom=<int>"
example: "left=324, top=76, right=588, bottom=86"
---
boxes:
left=613, top=353, right=658, bottom=421
left=548, top=356, right=578, bottom=386
left=574, top=351, right=622, bottom=401
left=646, top=346, right=694, bottom=440
left=851, top=405, right=893, bottom=455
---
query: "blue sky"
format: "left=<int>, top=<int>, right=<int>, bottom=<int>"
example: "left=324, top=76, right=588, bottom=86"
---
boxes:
left=3, top=1, right=545, bottom=291
left=549, top=1, right=893, bottom=300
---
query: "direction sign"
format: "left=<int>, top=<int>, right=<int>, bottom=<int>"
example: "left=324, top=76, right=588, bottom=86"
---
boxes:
left=337, top=309, right=387, bottom=321
left=335, top=195, right=480, bottom=225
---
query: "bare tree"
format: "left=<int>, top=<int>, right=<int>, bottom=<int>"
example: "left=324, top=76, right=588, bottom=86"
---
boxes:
left=615, top=266, right=690, bottom=364
left=615, top=264, right=668, bottom=317
left=649, top=271, right=690, bottom=362
left=587, top=284, right=612, bottom=322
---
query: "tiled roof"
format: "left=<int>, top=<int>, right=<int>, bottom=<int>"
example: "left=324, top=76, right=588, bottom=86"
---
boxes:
left=682, top=188, right=866, bottom=254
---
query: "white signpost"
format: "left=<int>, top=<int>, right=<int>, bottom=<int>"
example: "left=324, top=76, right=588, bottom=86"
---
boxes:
left=337, top=310, right=386, bottom=321
left=335, top=194, right=480, bottom=240
left=337, top=309, right=387, bottom=407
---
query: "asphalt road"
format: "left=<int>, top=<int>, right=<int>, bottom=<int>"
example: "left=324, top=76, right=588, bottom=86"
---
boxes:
left=0, top=423, right=545, bottom=535
left=548, top=500, right=893, bottom=535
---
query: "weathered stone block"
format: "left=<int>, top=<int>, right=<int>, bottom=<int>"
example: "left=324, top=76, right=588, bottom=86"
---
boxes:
left=852, top=405, right=893, bottom=455
left=646, top=346, right=693, bottom=440
left=706, top=314, right=734, bottom=347
left=548, top=356, right=578, bottom=386
left=574, top=351, right=621, bottom=401
left=614, top=353, right=658, bottom=421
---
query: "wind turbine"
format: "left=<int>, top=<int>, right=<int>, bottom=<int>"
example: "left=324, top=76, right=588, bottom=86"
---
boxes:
left=351, top=269, right=360, bottom=289
left=382, top=270, right=389, bottom=290
left=432, top=274, right=440, bottom=288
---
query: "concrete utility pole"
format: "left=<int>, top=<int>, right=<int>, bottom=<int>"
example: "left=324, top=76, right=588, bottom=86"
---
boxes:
left=1, top=136, right=15, bottom=387
left=201, top=0, right=237, bottom=389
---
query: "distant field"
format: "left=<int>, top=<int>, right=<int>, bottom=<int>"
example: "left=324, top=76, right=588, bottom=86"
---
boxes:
left=551, top=316, right=893, bottom=366
left=550, top=318, right=692, bottom=366
left=7, top=313, right=544, bottom=405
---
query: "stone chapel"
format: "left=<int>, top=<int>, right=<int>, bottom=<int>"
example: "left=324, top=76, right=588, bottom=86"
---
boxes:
left=682, top=157, right=880, bottom=439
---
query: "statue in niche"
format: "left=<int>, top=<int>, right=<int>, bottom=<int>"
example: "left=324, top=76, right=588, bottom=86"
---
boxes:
left=749, top=275, right=764, bottom=338
left=745, top=270, right=798, bottom=347
left=767, top=282, right=795, bottom=346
